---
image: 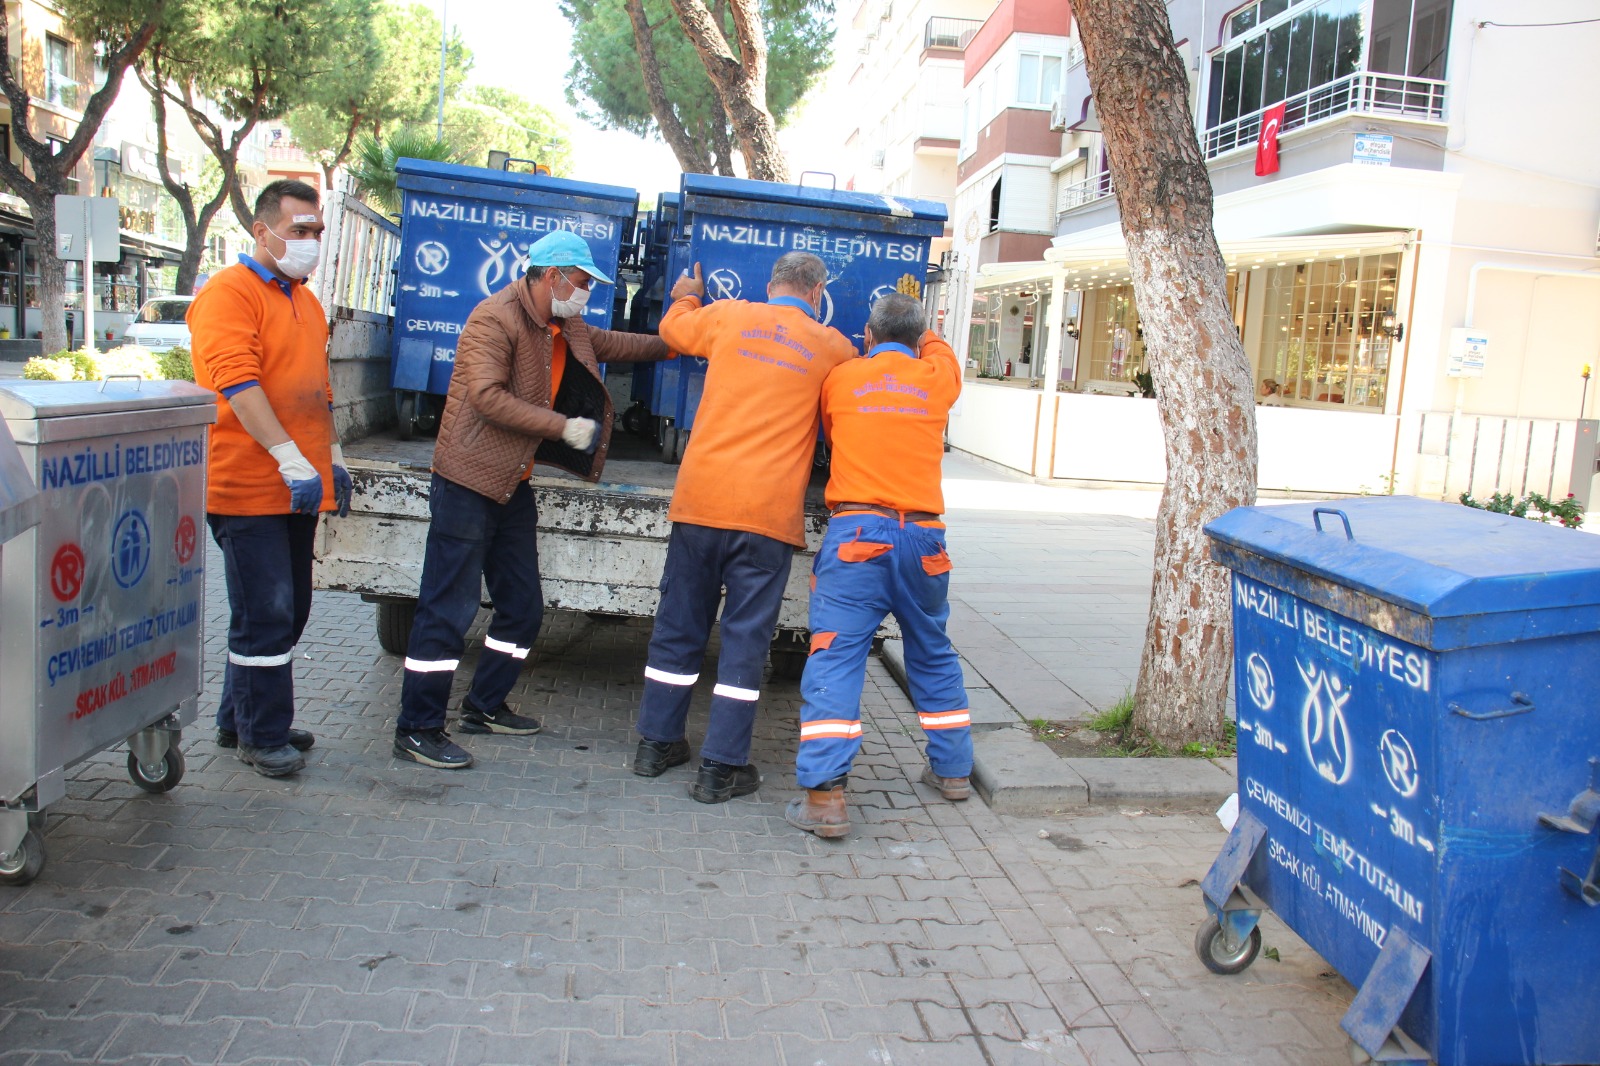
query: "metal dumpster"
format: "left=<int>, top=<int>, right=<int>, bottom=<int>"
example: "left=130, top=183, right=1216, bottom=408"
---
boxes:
left=653, top=175, right=947, bottom=459
left=1199, top=496, right=1600, bottom=1066
left=390, top=158, right=638, bottom=436
left=0, top=380, right=215, bottom=887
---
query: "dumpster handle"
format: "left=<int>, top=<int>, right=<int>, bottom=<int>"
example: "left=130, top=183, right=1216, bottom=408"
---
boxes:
left=1449, top=691, right=1534, bottom=721
left=98, top=374, right=142, bottom=392
left=1311, top=508, right=1353, bottom=541
left=797, top=170, right=838, bottom=191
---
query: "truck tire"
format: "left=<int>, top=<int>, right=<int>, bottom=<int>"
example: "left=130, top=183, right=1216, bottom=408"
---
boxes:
left=396, top=392, right=417, bottom=441
left=376, top=599, right=418, bottom=656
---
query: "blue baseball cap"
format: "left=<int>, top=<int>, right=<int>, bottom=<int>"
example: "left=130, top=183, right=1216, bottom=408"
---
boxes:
left=524, top=230, right=612, bottom=285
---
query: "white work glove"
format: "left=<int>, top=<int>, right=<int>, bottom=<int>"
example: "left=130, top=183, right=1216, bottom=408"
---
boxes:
left=268, top=441, right=323, bottom=514
left=561, top=416, right=598, bottom=451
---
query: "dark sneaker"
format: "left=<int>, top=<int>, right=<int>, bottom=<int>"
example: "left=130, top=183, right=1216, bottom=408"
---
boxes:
left=237, top=743, right=306, bottom=777
left=394, top=728, right=473, bottom=769
left=688, top=760, right=761, bottom=804
left=459, top=700, right=542, bottom=736
left=921, top=767, right=971, bottom=801
left=633, top=738, right=691, bottom=778
left=218, top=727, right=314, bottom=751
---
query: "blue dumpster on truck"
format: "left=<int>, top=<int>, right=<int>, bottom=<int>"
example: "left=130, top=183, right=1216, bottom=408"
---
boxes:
left=648, top=175, right=946, bottom=460
left=390, top=158, right=637, bottom=435
left=1199, top=496, right=1600, bottom=1066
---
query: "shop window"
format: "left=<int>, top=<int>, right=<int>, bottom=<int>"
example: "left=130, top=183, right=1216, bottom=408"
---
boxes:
left=1079, top=285, right=1147, bottom=386
left=1255, top=251, right=1400, bottom=409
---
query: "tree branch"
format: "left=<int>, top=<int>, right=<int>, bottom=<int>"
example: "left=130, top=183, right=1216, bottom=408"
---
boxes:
left=626, top=0, right=713, bottom=173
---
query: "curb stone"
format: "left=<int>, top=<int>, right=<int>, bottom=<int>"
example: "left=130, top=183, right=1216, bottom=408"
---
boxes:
left=878, top=644, right=1240, bottom=811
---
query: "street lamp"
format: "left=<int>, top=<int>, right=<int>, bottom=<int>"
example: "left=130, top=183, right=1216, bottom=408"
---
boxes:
left=1380, top=309, right=1404, bottom=342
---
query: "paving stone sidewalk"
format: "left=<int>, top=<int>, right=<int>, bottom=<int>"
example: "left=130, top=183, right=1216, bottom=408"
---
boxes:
left=1, top=521, right=1354, bottom=1065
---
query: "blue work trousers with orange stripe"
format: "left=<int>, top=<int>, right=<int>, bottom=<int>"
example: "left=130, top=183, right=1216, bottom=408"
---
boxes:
left=797, top=513, right=972, bottom=788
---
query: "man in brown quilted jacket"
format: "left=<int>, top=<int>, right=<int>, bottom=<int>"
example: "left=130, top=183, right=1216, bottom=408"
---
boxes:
left=395, top=230, right=670, bottom=769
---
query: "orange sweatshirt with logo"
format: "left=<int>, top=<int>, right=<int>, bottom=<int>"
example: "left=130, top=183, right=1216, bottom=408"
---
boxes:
left=187, top=260, right=335, bottom=516
left=659, top=295, right=857, bottom=547
left=821, top=330, right=961, bottom=516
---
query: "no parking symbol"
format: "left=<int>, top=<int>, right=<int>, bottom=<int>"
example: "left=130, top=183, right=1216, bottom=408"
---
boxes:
left=50, top=543, right=85, bottom=602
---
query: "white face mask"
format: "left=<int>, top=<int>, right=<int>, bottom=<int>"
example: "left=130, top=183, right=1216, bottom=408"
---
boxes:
left=266, top=226, right=320, bottom=279
left=550, top=269, right=592, bottom=318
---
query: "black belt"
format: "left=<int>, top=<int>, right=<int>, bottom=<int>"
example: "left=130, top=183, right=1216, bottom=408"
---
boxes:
left=831, top=502, right=942, bottom=523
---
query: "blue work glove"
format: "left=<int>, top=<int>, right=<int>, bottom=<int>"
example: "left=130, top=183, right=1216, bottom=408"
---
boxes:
left=268, top=441, right=324, bottom=515
left=329, top=442, right=352, bottom=518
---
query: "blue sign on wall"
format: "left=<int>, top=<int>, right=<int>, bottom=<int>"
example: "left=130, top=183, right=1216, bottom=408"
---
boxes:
left=392, top=159, right=638, bottom=396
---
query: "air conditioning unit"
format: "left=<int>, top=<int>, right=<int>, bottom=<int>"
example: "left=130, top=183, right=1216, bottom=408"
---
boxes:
left=1049, top=94, right=1069, bottom=132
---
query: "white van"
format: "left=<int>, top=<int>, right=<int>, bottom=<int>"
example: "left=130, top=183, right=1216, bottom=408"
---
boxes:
left=121, top=296, right=194, bottom=352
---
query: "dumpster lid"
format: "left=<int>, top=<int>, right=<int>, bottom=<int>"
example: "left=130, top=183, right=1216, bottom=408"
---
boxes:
left=395, top=158, right=638, bottom=216
left=0, top=416, right=40, bottom=544
left=680, top=174, right=948, bottom=223
left=0, top=380, right=217, bottom=421
left=1205, top=496, right=1600, bottom=619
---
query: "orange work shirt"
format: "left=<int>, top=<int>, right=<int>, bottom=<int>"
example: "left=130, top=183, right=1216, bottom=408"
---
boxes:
left=820, top=331, right=961, bottom=516
left=187, top=258, right=334, bottom=516
left=659, top=294, right=857, bottom=547
left=521, top=324, right=567, bottom=481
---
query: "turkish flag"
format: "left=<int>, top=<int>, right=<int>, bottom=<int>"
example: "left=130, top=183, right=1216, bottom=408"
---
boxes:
left=1256, top=102, right=1287, bottom=176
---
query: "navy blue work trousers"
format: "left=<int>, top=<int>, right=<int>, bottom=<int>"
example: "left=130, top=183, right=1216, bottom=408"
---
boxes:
left=398, top=474, right=544, bottom=732
left=635, top=522, right=794, bottom=767
left=207, top=512, right=319, bottom=749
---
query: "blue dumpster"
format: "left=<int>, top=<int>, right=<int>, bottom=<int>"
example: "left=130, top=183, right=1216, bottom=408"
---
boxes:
left=391, top=159, right=638, bottom=401
left=1200, top=496, right=1600, bottom=1066
left=659, top=175, right=946, bottom=442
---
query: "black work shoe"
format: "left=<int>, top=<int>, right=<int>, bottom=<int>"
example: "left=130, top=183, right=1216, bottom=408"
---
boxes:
left=237, top=743, right=306, bottom=777
left=688, top=759, right=761, bottom=804
left=458, top=700, right=542, bottom=736
left=218, top=727, right=314, bottom=751
left=633, top=738, right=691, bottom=778
left=394, top=728, right=473, bottom=769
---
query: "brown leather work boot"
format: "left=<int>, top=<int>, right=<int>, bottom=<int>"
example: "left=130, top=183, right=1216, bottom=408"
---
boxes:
left=785, top=777, right=850, bottom=838
left=921, top=767, right=971, bottom=801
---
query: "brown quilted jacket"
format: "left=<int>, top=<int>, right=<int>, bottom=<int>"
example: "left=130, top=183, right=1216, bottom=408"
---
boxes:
left=432, top=279, right=670, bottom=503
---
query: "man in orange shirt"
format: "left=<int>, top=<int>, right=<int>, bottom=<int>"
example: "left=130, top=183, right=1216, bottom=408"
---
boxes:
left=187, top=179, right=343, bottom=778
left=786, top=293, right=972, bottom=838
left=632, top=252, right=856, bottom=802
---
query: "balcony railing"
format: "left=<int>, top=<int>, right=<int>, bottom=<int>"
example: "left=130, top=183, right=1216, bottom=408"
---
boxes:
left=924, top=16, right=981, bottom=51
left=1204, top=70, right=1447, bottom=158
left=1057, top=169, right=1114, bottom=215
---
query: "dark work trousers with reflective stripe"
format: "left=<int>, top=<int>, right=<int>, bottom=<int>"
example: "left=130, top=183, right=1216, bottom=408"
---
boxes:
left=207, top=512, right=319, bottom=749
left=635, top=522, right=794, bottom=767
left=398, top=474, right=544, bottom=733
left=796, top=514, right=972, bottom=788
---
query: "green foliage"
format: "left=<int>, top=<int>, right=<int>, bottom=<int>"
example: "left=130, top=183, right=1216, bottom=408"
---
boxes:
left=413, top=86, right=574, bottom=175
left=348, top=130, right=462, bottom=214
left=1459, top=490, right=1585, bottom=529
left=21, top=345, right=188, bottom=382
left=157, top=346, right=195, bottom=382
left=284, top=3, right=473, bottom=173
left=561, top=0, right=832, bottom=171
left=1132, top=369, right=1155, bottom=399
left=1087, top=692, right=1134, bottom=734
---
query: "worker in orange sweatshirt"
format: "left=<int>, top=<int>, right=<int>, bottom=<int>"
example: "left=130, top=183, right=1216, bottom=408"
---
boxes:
left=187, top=179, right=345, bottom=778
left=632, top=252, right=857, bottom=803
left=786, top=293, right=972, bottom=839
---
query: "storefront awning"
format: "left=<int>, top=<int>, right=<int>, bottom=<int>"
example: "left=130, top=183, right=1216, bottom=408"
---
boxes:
left=974, top=229, right=1414, bottom=293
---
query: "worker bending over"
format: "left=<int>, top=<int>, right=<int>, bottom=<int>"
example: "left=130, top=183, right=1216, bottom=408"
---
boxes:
left=787, top=293, right=972, bottom=838
left=633, top=252, right=856, bottom=803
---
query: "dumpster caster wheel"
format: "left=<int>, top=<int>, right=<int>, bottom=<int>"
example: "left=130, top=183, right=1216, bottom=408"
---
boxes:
left=127, top=748, right=185, bottom=794
left=0, top=829, right=45, bottom=886
left=1194, top=917, right=1261, bottom=975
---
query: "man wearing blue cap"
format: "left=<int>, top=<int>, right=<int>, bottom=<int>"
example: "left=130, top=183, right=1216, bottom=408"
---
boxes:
left=395, top=230, right=671, bottom=769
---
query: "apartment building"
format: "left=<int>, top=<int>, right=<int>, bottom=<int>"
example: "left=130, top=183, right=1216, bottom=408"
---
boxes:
left=838, top=0, right=998, bottom=262
left=947, top=0, right=1600, bottom=503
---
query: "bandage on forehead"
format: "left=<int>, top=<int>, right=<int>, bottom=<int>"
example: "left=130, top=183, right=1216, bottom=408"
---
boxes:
left=291, top=213, right=318, bottom=224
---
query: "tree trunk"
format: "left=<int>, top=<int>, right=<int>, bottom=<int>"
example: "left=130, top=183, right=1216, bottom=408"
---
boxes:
left=709, top=109, right=736, bottom=176
left=25, top=193, right=69, bottom=352
left=669, top=0, right=790, bottom=182
left=626, top=0, right=714, bottom=175
left=1073, top=0, right=1258, bottom=747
